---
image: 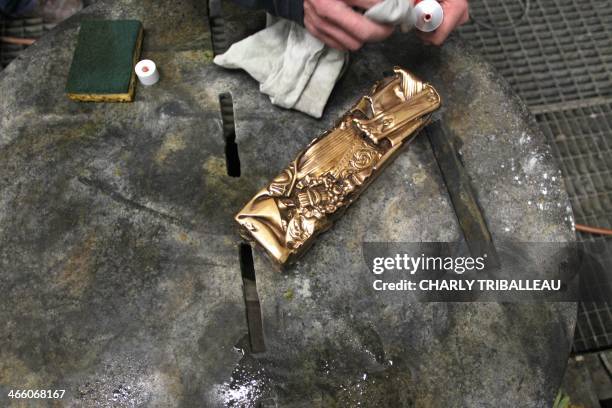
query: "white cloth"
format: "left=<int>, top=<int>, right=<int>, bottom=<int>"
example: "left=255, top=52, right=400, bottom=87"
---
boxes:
left=214, top=0, right=414, bottom=118
left=365, top=0, right=413, bottom=25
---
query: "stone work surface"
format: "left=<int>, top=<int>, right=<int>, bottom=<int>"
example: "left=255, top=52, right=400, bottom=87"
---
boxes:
left=0, top=1, right=575, bottom=407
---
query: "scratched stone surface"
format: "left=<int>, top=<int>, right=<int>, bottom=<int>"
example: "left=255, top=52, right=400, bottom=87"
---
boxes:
left=0, top=0, right=575, bottom=407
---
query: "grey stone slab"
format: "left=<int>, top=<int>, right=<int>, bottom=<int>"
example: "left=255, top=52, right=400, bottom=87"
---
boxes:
left=1, top=1, right=245, bottom=407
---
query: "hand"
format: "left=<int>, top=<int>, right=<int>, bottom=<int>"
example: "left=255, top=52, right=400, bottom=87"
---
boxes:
left=304, top=0, right=395, bottom=51
left=416, top=0, right=469, bottom=46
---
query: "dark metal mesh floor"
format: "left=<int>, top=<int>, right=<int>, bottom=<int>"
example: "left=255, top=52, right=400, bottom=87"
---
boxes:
left=459, top=0, right=612, bottom=353
left=536, top=105, right=612, bottom=229
left=0, top=17, right=52, bottom=68
left=458, top=0, right=612, bottom=112
left=574, top=302, right=612, bottom=352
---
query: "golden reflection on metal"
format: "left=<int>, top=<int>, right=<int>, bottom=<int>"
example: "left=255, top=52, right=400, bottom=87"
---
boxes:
left=236, top=67, right=441, bottom=266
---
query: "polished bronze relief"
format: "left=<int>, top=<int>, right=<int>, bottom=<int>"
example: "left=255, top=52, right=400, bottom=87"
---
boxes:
left=236, top=67, right=441, bottom=265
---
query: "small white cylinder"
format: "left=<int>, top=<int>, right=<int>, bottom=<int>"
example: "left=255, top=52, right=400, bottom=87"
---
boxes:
left=135, top=59, right=160, bottom=86
left=413, top=0, right=444, bottom=32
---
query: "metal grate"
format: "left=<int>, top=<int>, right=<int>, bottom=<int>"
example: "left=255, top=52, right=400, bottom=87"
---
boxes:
left=0, top=16, right=51, bottom=68
left=536, top=104, right=612, bottom=228
left=574, top=302, right=612, bottom=353
left=0, top=0, right=98, bottom=68
left=458, top=0, right=612, bottom=112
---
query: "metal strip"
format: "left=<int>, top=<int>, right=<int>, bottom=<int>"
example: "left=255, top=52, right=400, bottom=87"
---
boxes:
left=426, top=121, right=497, bottom=260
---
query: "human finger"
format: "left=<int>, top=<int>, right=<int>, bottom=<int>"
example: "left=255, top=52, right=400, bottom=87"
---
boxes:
left=305, top=1, right=364, bottom=50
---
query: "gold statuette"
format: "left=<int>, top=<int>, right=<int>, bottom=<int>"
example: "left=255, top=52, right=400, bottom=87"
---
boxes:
left=236, top=67, right=441, bottom=265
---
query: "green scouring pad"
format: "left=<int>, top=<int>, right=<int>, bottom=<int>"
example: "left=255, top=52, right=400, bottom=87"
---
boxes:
left=66, top=20, right=144, bottom=102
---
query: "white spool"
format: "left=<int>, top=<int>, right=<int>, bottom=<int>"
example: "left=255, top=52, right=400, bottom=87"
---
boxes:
left=413, top=0, right=444, bottom=32
left=135, top=59, right=160, bottom=86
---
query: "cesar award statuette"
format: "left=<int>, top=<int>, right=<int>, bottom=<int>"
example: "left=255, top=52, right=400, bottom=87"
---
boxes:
left=236, top=67, right=442, bottom=266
